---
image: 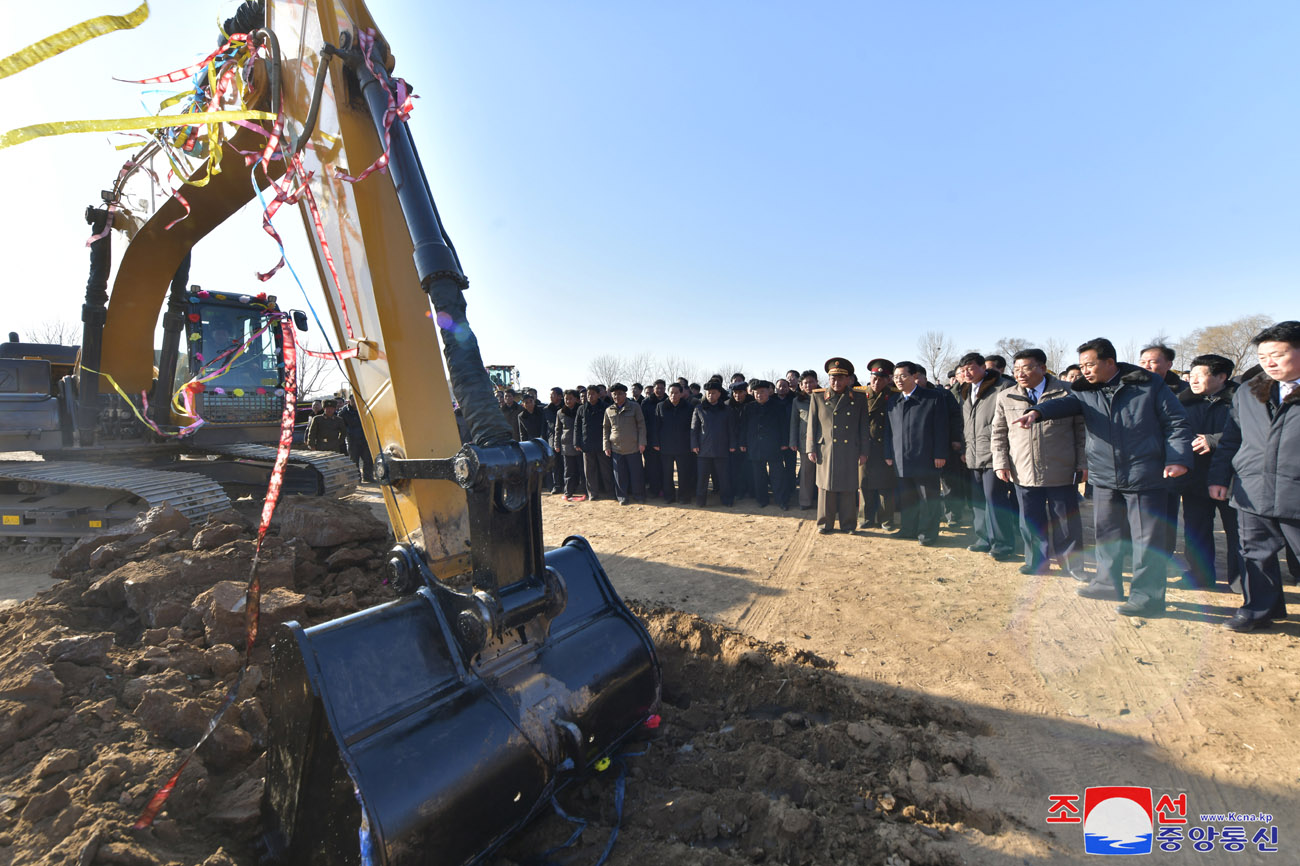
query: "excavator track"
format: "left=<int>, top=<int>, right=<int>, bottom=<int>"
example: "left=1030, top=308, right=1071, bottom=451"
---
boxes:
left=199, top=443, right=358, bottom=497
left=0, top=460, right=230, bottom=539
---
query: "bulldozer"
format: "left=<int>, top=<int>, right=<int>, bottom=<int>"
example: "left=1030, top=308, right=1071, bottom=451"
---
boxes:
left=13, top=0, right=662, bottom=862
left=0, top=140, right=358, bottom=541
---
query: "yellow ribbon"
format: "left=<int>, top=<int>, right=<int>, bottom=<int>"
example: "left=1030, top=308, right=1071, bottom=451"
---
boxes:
left=0, top=109, right=276, bottom=152
left=0, top=2, right=150, bottom=81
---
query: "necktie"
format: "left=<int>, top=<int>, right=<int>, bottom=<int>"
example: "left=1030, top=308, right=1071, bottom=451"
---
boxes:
left=1028, top=388, right=1038, bottom=406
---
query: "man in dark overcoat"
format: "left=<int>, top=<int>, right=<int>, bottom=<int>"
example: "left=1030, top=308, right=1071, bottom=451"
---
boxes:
left=1019, top=337, right=1192, bottom=617
left=1210, top=321, right=1300, bottom=631
left=806, top=358, right=870, bottom=534
left=883, top=362, right=949, bottom=545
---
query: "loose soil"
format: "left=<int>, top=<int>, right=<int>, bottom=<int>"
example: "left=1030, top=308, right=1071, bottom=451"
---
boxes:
left=0, top=486, right=1296, bottom=866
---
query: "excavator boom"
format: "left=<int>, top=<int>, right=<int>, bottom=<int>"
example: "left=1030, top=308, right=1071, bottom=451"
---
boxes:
left=254, top=2, right=661, bottom=863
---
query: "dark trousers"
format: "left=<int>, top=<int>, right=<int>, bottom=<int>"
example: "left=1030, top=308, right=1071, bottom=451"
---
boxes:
left=1236, top=511, right=1297, bottom=620
left=644, top=448, right=663, bottom=497
left=862, top=485, right=896, bottom=527
left=347, top=436, right=374, bottom=482
left=817, top=489, right=857, bottom=531
left=1092, top=487, right=1172, bottom=605
left=696, top=455, right=732, bottom=506
left=1015, top=484, right=1083, bottom=573
left=610, top=451, right=646, bottom=503
left=561, top=454, right=583, bottom=497
left=730, top=449, right=751, bottom=499
left=750, top=458, right=789, bottom=507
left=796, top=452, right=817, bottom=508
left=660, top=451, right=695, bottom=503
left=581, top=450, right=615, bottom=500
left=898, top=475, right=941, bottom=539
left=781, top=450, right=798, bottom=504
left=1182, top=494, right=1242, bottom=589
left=941, top=460, right=970, bottom=524
left=970, top=468, right=1019, bottom=553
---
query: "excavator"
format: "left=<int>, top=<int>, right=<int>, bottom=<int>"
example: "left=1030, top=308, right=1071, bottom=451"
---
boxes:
left=0, top=136, right=359, bottom=541
left=12, top=1, right=661, bottom=863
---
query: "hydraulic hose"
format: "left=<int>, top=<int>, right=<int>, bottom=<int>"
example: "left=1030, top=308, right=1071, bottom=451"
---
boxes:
left=343, top=35, right=513, bottom=447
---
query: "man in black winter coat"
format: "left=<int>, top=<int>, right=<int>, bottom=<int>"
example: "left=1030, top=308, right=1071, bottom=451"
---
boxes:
left=728, top=382, right=752, bottom=501
left=654, top=383, right=696, bottom=503
left=1177, top=354, right=1242, bottom=591
left=542, top=387, right=564, bottom=494
left=1019, top=338, right=1193, bottom=617
left=641, top=380, right=667, bottom=498
left=1210, top=321, right=1300, bottom=631
left=691, top=382, right=736, bottom=507
left=741, top=381, right=791, bottom=509
left=576, top=385, right=615, bottom=500
left=516, top=393, right=547, bottom=442
left=884, top=362, right=949, bottom=545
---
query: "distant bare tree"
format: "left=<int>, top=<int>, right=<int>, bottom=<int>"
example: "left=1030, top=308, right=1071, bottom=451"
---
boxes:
left=1043, top=337, right=1069, bottom=374
left=622, top=351, right=656, bottom=386
left=25, top=320, right=80, bottom=345
left=1183, top=314, right=1275, bottom=370
left=1120, top=339, right=1142, bottom=365
left=714, top=361, right=746, bottom=382
left=296, top=347, right=343, bottom=398
left=657, top=354, right=705, bottom=385
left=587, top=353, right=626, bottom=387
left=916, top=331, right=954, bottom=380
left=992, top=336, right=1031, bottom=359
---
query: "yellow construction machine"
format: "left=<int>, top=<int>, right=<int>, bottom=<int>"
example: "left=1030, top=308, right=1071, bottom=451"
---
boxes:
left=30, top=1, right=660, bottom=863
left=0, top=97, right=357, bottom=540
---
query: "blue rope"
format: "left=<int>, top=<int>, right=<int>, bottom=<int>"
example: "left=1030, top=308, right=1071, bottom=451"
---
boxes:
left=533, top=749, right=646, bottom=866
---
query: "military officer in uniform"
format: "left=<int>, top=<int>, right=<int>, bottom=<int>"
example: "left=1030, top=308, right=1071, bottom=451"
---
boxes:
left=860, top=358, right=900, bottom=529
left=807, top=357, right=871, bottom=534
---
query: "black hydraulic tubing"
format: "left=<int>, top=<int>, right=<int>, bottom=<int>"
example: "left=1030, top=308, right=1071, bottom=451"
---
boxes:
left=346, top=39, right=512, bottom=447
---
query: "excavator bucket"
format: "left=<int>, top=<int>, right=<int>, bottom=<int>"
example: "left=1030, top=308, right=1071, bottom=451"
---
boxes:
left=264, top=535, right=661, bottom=866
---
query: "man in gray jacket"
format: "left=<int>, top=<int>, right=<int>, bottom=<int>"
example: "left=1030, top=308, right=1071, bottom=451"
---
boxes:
left=991, top=348, right=1086, bottom=578
left=1017, top=338, right=1192, bottom=617
left=957, top=352, right=1018, bottom=560
left=603, top=383, right=647, bottom=505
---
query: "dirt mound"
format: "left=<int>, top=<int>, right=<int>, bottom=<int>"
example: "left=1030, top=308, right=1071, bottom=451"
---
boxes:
left=0, top=498, right=396, bottom=866
left=0, top=497, right=1014, bottom=866
left=493, top=606, right=1005, bottom=866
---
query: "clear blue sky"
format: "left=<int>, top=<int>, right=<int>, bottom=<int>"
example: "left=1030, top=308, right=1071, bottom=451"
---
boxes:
left=2, top=1, right=1295, bottom=393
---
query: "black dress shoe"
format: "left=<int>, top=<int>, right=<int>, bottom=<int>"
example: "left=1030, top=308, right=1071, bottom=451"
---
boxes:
left=1063, top=570, right=1090, bottom=582
left=892, top=530, right=918, bottom=540
left=967, top=541, right=992, bottom=553
left=1223, top=611, right=1272, bottom=632
left=917, top=534, right=937, bottom=547
left=1168, top=577, right=1211, bottom=592
left=1117, top=599, right=1164, bottom=617
left=991, top=549, right=1019, bottom=562
left=818, top=525, right=834, bottom=535
left=1019, top=563, right=1048, bottom=575
left=1077, top=584, right=1119, bottom=601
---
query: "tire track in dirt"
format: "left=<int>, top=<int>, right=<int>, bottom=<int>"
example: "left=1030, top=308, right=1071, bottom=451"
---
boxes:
left=734, top=518, right=817, bottom=635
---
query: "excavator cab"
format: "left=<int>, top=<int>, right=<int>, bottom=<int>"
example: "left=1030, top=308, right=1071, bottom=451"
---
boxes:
left=176, top=290, right=286, bottom=433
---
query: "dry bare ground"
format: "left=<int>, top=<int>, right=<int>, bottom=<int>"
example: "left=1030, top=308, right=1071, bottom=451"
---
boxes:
left=0, top=483, right=1294, bottom=865
left=532, top=492, right=1300, bottom=864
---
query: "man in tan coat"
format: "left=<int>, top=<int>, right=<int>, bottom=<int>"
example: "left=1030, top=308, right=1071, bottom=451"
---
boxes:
left=991, top=348, right=1086, bottom=577
left=807, top=358, right=870, bottom=534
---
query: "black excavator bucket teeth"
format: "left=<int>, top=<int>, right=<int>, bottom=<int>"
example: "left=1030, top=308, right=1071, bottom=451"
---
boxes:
left=264, top=535, right=661, bottom=866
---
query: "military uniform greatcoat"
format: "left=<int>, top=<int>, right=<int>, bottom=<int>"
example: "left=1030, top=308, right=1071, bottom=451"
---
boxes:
left=806, top=388, right=871, bottom=492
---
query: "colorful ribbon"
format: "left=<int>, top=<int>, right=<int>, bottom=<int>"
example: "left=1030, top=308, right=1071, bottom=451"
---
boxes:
left=0, top=2, right=150, bottom=81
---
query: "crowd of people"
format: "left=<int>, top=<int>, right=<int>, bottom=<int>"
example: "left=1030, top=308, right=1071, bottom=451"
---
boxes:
left=497, top=320, right=1299, bottom=634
